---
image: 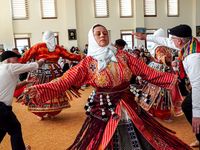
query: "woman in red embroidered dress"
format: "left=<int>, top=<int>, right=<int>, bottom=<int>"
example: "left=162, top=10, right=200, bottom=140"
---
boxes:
left=26, top=25, right=191, bottom=149
left=19, top=31, right=83, bottom=119
left=136, top=46, right=184, bottom=121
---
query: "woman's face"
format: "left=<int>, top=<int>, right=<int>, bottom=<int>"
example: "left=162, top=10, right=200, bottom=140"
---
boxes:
left=93, top=26, right=109, bottom=47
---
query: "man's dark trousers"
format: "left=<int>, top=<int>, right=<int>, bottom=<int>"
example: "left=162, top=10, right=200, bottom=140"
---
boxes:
left=182, top=93, right=200, bottom=141
left=0, top=102, right=25, bottom=150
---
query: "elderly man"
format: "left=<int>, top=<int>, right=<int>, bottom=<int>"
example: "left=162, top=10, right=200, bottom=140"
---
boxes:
left=169, top=25, right=200, bottom=148
left=135, top=24, right=200, bottom=148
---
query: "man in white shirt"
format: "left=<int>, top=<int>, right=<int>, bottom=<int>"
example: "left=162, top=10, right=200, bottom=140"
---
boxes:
left=136, top=24, right=200, bottom=148
left=0, top=51, right=44, bottom=150
left=168, top=25, right=200, bottom=147
left=135, top=28, right=190, bottom=95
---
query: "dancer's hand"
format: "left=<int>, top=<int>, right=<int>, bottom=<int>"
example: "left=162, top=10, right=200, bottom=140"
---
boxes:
left=80, top=53, right=86, bottom=59
left=192, top=117, right=200, bottom=134
left=27, top=77, right=38, bottom=84
left=37, top=58, right=45, bottom=67
left=24, top=86, right=38, bottom=100
left=159, top=55, right=167, bottom=65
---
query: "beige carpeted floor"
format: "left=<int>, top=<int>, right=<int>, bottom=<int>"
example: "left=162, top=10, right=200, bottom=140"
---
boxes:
left=0, top=87, right=198, bottom=150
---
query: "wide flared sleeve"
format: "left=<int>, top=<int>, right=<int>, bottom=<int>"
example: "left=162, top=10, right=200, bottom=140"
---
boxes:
left=19, top=44, right=39, bottom=63
left=31, top=58, right=89, bottom=104
left=59, top=45, right=81, bottom=61
left=125, top=52, right=177, bottom=90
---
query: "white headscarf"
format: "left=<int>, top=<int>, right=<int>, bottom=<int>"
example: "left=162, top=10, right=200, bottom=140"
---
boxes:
left=87, top=24, right=117, bottom=72
left=148, top=28, right=165, bottom=56
left=42, top=31, right=56, bottom=52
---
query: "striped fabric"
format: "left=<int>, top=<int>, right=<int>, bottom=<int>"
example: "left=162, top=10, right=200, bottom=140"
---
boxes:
left=178, top=37, right=200, bottom=79
left=33, top=50, right=177, bottom=104
left=35, top=61, right=88, bottom=104
left=25, top=50, right=191, bottom=149
left=99, top=103, right=121, bottom=149
left=121, top=99, right=191, bottom=150
left=124, top=51, right=177, bottom=90
left=180, top=37, right=200, bottom=60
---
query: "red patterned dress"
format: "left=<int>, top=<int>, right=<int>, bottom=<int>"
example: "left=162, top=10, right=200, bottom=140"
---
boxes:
left=29, top=50, right=191, bottom=149
left=137, top=46, right=183, bottom=120
left=19, top=43, right=81, bottom=118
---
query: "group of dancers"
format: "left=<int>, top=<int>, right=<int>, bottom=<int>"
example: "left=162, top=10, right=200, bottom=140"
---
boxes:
left=1, top=23, right=199, bottom=150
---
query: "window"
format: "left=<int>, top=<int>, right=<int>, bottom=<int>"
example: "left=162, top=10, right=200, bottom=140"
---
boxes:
left=14, top=34, right=31, bottom=53
left=94, top=0, right=109, bottom=17
left=120, top=30, right=134, bottom=49
left=120, top=0, right=133, bottom=17
left=144, top=0, right=157, bottom=17
left=41, top=0, right=57, bottom=19
left=11, top=0, right=28, bottom=19
left=167, top=0, right=179, bottom=16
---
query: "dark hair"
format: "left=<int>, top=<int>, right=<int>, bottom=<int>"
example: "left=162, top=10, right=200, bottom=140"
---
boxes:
left=0, top=51, right=21, bottom=62
left=12, top=48, right=19, bottom=51
left=169, top=24, right=192, bottom=38
left=115, top=39, right=127, bottom=47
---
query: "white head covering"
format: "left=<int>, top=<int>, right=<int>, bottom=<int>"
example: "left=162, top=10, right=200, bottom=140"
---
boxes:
left=87, top=24, right=117, bottom=72
left=148, top=28, right=165, bottom=56
left=42, top=31, right=56, bottom=52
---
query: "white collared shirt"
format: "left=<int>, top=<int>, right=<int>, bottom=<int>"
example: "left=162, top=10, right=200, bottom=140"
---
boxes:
left=183, top=53, right=200, bottom=117
left=0, top=62, right=38, bottom=106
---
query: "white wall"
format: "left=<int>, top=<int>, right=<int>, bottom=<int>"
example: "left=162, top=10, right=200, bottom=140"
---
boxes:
left=0, top=0, right=199, bottom=50
left=76, top=0, right=198, bottom=49
left=144, top=0, right=194, bottom=37
left=197, top=0, right=200, bottom=25
left=13, top=0, right=77, bottom=49
left=0, top=0, right=14, bottom=50
left=76, top=0, right=135, bottom=49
